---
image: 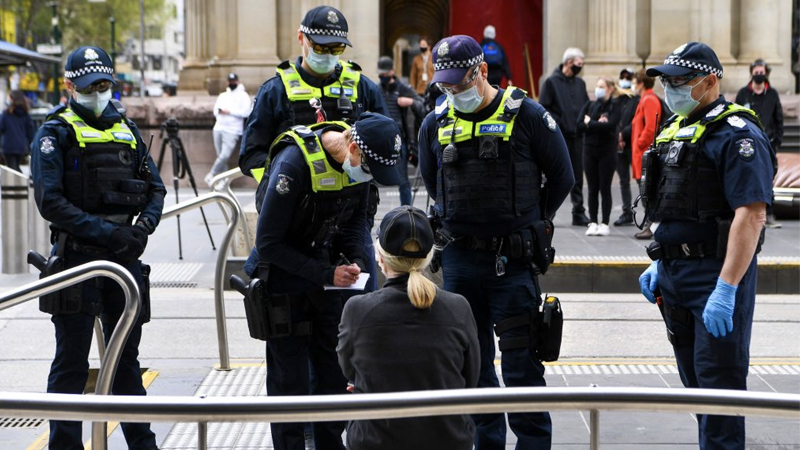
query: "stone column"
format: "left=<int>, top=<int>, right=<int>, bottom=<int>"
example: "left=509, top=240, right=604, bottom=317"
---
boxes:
left=179, top=0, right=211, bottom=91
left=542, top=0, right=588, bottom=78
left=581, top=0, right=641, bottom=92
left=733, top=0, right=793, bottom=93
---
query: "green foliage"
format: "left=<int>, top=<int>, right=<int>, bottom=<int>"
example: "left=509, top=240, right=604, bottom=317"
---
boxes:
left=21, top=0, right=168, bottom=55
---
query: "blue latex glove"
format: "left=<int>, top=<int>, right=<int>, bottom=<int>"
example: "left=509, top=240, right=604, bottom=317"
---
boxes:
left=702, top=277, right=737, bottom=338
left=639, top=261, right=659, bottom=304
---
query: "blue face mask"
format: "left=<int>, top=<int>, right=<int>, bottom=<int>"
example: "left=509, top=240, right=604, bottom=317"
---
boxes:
left=342, top=156, right=373, bottom=183
left=594, top=87, right=606, bottom=100
left=305, top=45, right=339, bottom=74
left=619, top=79, right=632, bottom=89
left=446, top=84, right=483, bottom=113
left=664, top=75, right=709, bottom=117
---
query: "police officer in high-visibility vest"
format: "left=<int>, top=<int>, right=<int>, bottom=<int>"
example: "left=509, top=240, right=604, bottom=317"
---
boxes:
left=638, top=42, right=775, bottom=450
left=239, top=4, right=389, bottom=292
left=30, top=46, right=165, bottom=450
left=418, top=35, right=575, bottom=450
left=245, top=113, right=401, bottom=450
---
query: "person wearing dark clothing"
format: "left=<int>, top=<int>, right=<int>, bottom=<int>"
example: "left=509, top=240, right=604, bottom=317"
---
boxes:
left=539, top=47, right=590, bottom=225
left=735, top=59, right=784, bottom=228
left=30, top=46, right=165, bottom=450
left=640, top=42, right=775, bottom=450
left=376, top=56, right=425, bottom=206
left=338, top=206, right=480, bottom=450
left=245, top=113, right=401, bottom=450
left=481, top=25, right=513, bottom=87
left=419, top=35, right=574, bottom=450
left=0, top=90, right=34, bottom=171
left=577, top=77, right=622, bottom=236
left=615, top=69, right=638, bottom=226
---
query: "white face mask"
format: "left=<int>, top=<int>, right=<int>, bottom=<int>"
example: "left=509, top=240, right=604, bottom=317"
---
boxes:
left=619, top=79, right=632, bottom=89
left=595, top=87, right=606, bottom=100
left=304, top=44, right=339, bottom=74
left=75, top=89, right=112, bottom=115
left=664, top=75, right=709, bottom=117
left=342, top=156, right=373, bottom=183
left=447, top=84, right=484, bottom=113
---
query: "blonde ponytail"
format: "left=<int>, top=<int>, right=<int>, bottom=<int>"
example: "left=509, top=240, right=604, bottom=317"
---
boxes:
left=376, top=241, right=437, bottom=309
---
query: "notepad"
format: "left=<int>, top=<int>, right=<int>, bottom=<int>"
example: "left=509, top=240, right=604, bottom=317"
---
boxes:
left=324, top=273, right=371, bottom=290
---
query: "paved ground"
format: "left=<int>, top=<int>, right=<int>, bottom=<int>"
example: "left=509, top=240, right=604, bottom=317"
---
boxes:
left=1, top=176, right=798, bottom=449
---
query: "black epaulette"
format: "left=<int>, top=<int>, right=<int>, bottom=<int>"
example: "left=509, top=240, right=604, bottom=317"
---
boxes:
left=277, top=60, right=291, bottom=70
left=499, top=88, right=526, bottom=122
left=434, top=94, right=450, bottom=126
left=44, top=104, right=67, bottom=121
left=346, top=60, right=362, bottom=72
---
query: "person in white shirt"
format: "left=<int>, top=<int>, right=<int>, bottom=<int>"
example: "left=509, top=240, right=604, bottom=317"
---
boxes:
left=205, top=73, right=252, bottom=186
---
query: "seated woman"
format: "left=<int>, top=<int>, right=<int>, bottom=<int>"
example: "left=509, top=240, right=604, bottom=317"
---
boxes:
left=337, top=205, right=480, bottom=450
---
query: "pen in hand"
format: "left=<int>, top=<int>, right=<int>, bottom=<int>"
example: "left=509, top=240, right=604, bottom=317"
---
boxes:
left=339, top=253, right=352, bottom=266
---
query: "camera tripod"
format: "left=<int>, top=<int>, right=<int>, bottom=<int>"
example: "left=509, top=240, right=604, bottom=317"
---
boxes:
left=156, top=117, right=216, bottom=259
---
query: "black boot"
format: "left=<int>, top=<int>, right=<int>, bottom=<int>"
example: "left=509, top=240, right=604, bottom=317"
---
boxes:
left=613, top=213, right=634, bottom=226
left=572, top=212, right=591, bottom=226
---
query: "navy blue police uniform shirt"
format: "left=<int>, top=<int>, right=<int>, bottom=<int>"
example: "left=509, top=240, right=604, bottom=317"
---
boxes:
left=30, top=99, right=166, bottom=246
left=654, top=96, right=775, bottom=245
left=251, top=136, right=369, bottom=294
left=418, top=89, right=575, bottom=238
left=239, top=57, right=390, bottom=176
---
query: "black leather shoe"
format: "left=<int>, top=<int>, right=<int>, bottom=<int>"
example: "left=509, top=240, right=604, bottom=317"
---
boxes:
left=572, top=213, right=591, bottom=226
left=613, top=214, right=634, bottom=226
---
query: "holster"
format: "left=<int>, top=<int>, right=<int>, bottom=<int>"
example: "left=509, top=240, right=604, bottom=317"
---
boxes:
left=493, top=295, right=563, bottom=362
left=530, top=219, right=555, bottom=275
left=139, top=262, right=152, bottom=323
left=32, top=252, right=99, bottom=316
left=237, top=266, right=305, bottom=342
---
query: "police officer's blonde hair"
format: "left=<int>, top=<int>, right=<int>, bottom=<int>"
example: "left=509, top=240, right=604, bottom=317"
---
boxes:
left=562, top=47, right=585, bottom=64
left=376, top=241, right=437, bottom=309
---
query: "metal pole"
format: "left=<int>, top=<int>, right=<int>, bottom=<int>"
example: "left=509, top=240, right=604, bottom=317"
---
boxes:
left=139, top=0, right=145, bottom=97
left=50, top=2, right=60, bottom=106
left=589, top=409, right=599, bottom=450
left=109, top=16, right=116, bottom=68
left=198, top=421, right=207, bottom=450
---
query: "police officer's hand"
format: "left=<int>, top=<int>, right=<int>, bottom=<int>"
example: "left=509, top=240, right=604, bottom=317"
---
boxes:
left=638, top=261, right=659, bottom=304
left=109, top=227, right=145, bottom=263
left=702, top=277, right=737, bottom=338
left=131, top=223, right=149, bottom=248
left=333, top=264, right=361, bottom=287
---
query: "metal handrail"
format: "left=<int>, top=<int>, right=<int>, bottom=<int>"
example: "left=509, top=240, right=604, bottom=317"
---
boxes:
left=0, top=261, right=141, bottom=450
left=0, top=387, right=798, bottom=450
left=161, top=192, right=240, bottom=371
left=209, top=168, right=253, bottom=251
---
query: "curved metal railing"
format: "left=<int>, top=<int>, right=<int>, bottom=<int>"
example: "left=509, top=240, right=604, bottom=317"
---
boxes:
left=161, top=191, right=240, bottom=370
left=209, top=168, right=253, bottom=251
left=1, top=387, right=798, bottom=450
left=0, top=260, right=141, bottom=450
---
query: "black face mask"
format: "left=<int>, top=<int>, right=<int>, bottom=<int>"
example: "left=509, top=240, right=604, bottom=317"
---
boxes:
left=752, top=74, right=767, bottom=84
left=570, top=65, right=582, bottom=76
left=379, top=75, right=392, bottom=87
left=420, top=47, right=427, bottom=53
left=228, top=83, right=238, bottom=91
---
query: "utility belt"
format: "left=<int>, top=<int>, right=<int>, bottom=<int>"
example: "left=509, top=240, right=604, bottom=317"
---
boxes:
left=449, top=219, right=555, bottom=275
left=493, top=295, right=563, bottom=362
left=645, top=219, right=765, bottom=261
left=230, top=266, right=312, bottom=341
left=27, top=249, right=151, bottom=322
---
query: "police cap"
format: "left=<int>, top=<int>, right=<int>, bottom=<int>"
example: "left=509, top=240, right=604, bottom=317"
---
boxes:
left=431, top=35, right=484, bottom=86
left=300, top=5, right=352, bottom=46
left=379, top=206, right=435, bottom=258
left=646, top=42, right=723, bottom=79
left=350, top=112, right=402, bottom=186
left=64, top=46, right=116, bottom=90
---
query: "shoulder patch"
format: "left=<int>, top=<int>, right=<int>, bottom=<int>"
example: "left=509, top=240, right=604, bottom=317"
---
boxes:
left=39, top=136, right=56, bottom=155
left=275, top=173, right=293, bottom=195
left=736, top=138, right=755, bottom=160
left=543, top=111, right=557, bottom=132
left=727, top=115, right=746, bottom=129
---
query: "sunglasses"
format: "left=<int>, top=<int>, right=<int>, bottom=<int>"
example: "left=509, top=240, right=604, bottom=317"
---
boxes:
left=305, top=35, right=347, bottom=56
left=659, top=72, right=706, bottom=88
left=436, top=65, right=481, bottom=95
left=75, top=80, right=112, bottom=95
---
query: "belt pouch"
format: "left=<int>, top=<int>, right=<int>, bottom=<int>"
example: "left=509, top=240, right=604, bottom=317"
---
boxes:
left=537, top=296, right=563, bottom=362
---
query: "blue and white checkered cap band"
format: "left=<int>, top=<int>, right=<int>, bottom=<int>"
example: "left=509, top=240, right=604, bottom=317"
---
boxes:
left=300, top=25, right=347, bottom=39
left=64, top=65, right=114, bottom=79
left=662, top=55, right=723, bottom=78
left=351, top=127, right=398, bottom=166
left=434, top=53, right=483, bottom=71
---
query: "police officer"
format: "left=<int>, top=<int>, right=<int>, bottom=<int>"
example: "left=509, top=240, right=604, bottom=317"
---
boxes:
left=638, top=42, right=775, bottom=450
left=418, top=35, right=574, bottom=450
left=30, top=46, right=165, bottom=450
left=238, top=4, right=389, bottom=292
left=245, top=113, right=401, bottom=450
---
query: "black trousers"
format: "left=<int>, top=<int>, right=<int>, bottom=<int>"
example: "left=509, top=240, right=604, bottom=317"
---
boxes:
left=616, top=147, right=632, bottom=216
left=584, top=144, right=617, bottom=224
left=564, top=134, right=585, bottom=214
